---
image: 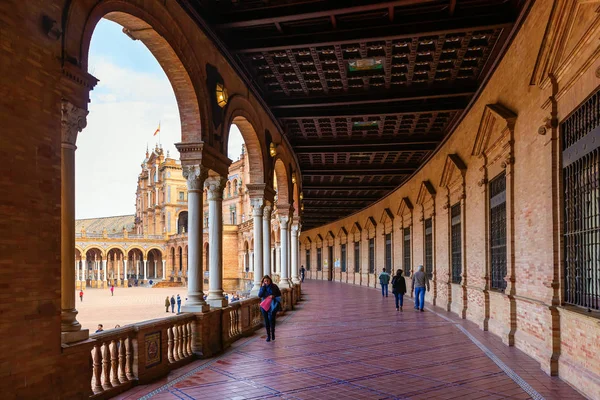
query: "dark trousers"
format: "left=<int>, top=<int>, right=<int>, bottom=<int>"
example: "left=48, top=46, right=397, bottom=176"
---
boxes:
left=381, top=284, right=389, bottom=297
left=394, top=293, right=404, bottom=308
left=171, top=304, right=175, bottom=313
left=260, top=308, right=277, bottom=337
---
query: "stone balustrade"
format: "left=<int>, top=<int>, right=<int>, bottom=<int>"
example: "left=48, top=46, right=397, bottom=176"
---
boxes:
left=84, top=287, right=300, bottom=399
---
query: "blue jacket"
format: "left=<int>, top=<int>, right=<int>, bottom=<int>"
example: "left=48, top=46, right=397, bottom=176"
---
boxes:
left=258, top=284, right=282, bottom=312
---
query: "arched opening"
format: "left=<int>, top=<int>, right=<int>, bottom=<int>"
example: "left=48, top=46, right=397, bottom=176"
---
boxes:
left=106, top=248, right=125, bottom=284
left=177, top=246, right=183, bottom=282
left=85, top=248, right=104, bottom=285
left=170, top=247, right=176, bottom=281
left=204, top=242, right=210, bottom=273
left=126, top=248, right=144, bottom=285
left=177, top=211, right=188, bottom=234
left=146, top=248, right=163, bottom=281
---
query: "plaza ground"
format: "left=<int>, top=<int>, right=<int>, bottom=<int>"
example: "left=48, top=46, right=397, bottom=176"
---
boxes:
left=77, top=286, right=194, bottom=332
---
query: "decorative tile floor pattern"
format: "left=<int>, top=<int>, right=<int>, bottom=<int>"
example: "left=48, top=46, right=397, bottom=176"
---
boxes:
left=117, top=281, right=586, bottom=400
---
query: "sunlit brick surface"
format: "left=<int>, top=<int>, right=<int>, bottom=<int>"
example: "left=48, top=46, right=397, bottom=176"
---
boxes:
left=117, top=281, right=584, bottom=400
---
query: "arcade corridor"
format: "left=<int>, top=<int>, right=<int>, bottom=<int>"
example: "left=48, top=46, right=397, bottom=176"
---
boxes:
left=117, top=281, right=583, bottom=400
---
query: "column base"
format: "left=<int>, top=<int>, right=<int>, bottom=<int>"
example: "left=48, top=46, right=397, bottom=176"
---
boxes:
left=182, top=303, right=210, bottom=313
left=279, top=279, right=292, bottom=289
left=292, top=278, right=301, bottom=284
left=61, top=329, right=89, bottom=344
left=207, top=298, right=228, bottom=308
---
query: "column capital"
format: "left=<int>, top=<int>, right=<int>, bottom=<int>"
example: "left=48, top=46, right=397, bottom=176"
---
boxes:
left=61, top=100, right=88, bottom=148
left=279, top=214, right=290, bottom=227
left=291, top=224, right=300, bottom=235
left=183, top=164, right=208, bottom=192
left=263, top=202, right=273, bottom=221
left=206, top=175, right=227, bottom=201
left=251, top=197, right=265, bottom=216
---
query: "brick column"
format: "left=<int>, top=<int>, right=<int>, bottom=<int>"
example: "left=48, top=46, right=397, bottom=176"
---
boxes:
left=60, top=100, right=88, bottom=342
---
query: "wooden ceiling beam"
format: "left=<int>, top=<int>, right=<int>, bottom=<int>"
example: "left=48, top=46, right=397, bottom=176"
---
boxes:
left=229, top=17, right=513, bottom=52
left=303, top=184, right=397, bottom=190
left=276, top=98, right=466, bottom=119
left=303, top=197, right=379, bottom=202
left=293, top=140, right=440, bottom=154
left=302, top=166, right=416, bottom=175
left=271, top=88, right=475, bottom=110
left=213, top=0, right=437, bottom=28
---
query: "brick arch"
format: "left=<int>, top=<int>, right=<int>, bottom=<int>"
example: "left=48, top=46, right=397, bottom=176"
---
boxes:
left=66, top=0, right=208, bottom=143
left=105, top=245, right=126, bottom=256
left=83, top=246, right=105, bottom=258
left=126, top=246, right=145, bottom=258
left=145, top=247, right=163, bottom=259
left=221, top=95, right=266, bottom=184
left=274, top=157, right=291, bottom=209
left=75, top=245, right=85, bottom=256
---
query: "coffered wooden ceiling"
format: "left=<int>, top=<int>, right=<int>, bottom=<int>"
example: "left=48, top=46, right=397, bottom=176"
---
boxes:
left=180, top=0, right=530, bottom=229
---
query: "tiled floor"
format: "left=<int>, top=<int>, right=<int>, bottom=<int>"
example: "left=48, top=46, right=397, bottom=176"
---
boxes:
left=118, top=281, right=586, bottom=400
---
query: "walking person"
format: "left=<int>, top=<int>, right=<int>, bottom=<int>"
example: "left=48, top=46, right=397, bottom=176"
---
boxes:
left=165, top=296, right=170, bottom=313
left=170, top=295, right=176, bottom=313
left=378, top=268, right=391, bottom=297
left=95, top=324, right=104, bottom=333
left=79, top=290, right=84, bottom=302
left=176, top=294, right=182, bottom=313
left=258, top=275, right=282, bottom=342
left=110, top=284, right=114, bottom=296
left=391, top=269, right=407, bottom=311
left=411, top=265, right=430, bottom=312
left=300, top=265, right=306, bottom=282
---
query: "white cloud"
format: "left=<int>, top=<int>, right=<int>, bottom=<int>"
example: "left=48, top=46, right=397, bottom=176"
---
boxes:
left=76, top=57, right=244, bottom=220
left=76, top=58, right=181, bottom=219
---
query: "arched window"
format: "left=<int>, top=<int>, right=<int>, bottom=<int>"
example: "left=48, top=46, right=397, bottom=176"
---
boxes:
left=177, top=212, right=188, bottom=234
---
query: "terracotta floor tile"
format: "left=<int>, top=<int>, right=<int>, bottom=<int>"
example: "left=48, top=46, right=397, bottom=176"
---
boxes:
left=120, top=281, right=585, bottom=400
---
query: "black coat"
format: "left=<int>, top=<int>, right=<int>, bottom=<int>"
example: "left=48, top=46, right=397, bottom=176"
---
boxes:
left=391, top=275, right=407, bottom=295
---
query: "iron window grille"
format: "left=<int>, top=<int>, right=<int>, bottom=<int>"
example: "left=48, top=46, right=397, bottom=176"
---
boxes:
left=424, top=218, right=433, bottom=280
left=317, top=248, right=322, bottom=271
left=385, top=233, right=392, bottom=273
left=489, top=172, right=507, bottom=291
left=563, top=88, right=600, bottom=311
left=403, top=227, right=411, bottom=276
left=306, top=249, right=311, bottom=271
left=369, top=238, right=375, bottom=273
left=341, top=244, right=347, bottom=272
left=451, top=203, right=462, bottom=284
left=354, top=241, right=360, bottom=273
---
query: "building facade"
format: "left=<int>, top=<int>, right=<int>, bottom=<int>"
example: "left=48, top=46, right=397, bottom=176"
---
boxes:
left=75, top=144, right=283, bottom=292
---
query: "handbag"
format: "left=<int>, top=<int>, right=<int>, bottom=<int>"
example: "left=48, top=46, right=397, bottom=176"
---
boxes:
left=260, top=297, right=272, bottom=311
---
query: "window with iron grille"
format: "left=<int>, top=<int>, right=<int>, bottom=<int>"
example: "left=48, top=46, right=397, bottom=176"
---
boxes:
left=490, top=172, right=507, bottom=291
left=563, top=89, right=600, bottom=311
left=306, top=249, right=311, bottom=271
left=385, top=233, right=392, bottom=273
left=369, top=238, right=375, bottom=273
left=424, top=218, right=433, bottom=279
left=354, top=241, right=360, bottom=273
left=451, top=203, right=462, bottom=284
left=317, top=248, right=322, bottom=271
left=403, top=227, right=411, bottom=276
left=341, top=244, right=347, bottom=272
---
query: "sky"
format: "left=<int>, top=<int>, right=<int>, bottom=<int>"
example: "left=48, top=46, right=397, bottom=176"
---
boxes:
left=75, top=19, right=243, bottom=219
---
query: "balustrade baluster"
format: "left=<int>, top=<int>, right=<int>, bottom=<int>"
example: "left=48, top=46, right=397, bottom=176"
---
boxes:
left=102, top=342, right=112, bottom=390
left=167, top=327, right=174, bottom=363
left=110, top=340, right=119, bottom=386
left=92, top=344, right=103, bottom=393
left=181, top=323, right=189, bottom=358
left=173, top=325, right=180, bottom=361
left=118, top=338, right=127, bottom=383
left=125, top=336, right=134, bottom=380
left=177, top=324, right=184, bottom=360
left=187, top=322, right=193, bottom=356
